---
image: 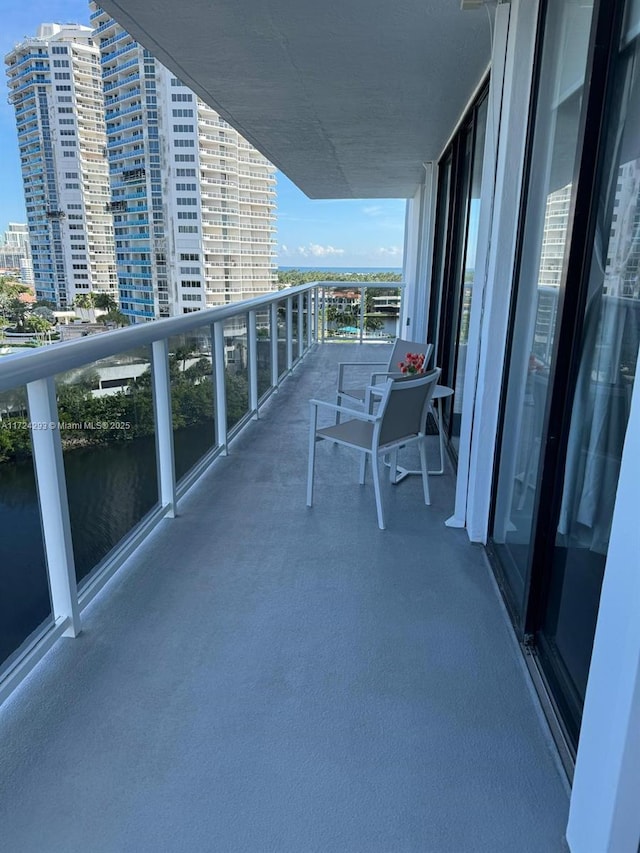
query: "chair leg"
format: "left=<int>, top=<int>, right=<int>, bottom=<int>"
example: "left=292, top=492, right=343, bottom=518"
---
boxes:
left=372, top=453, right=385, bottom=530
left=307, top=407, right=318, bottom=506
left=359, top=451, right=367, bottom=484
left=419, top=437, right=430, bottom=505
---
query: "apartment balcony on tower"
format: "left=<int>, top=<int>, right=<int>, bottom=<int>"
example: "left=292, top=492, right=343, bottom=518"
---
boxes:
left=91, top=3, right=277, bottom=323
left=5, top=23, right=117, bottom=309
left=1, top=1, right=640, bottom=852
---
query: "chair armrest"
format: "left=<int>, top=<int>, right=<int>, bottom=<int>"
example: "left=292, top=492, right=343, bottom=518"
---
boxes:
left=337, top=361, right=387, bottom=368
left=310, top=398, right=378, bottom=422
left=370, top=370, right=403, bottom=384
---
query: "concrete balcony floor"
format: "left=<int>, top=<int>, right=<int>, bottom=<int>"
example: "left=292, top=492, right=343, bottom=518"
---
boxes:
left=0, top=343, right=569, bottom=852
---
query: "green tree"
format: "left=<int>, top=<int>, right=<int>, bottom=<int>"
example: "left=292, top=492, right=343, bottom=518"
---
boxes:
left=25, top=314, right=52, bottom=335
left=172, top=343, right=195, bottom=373
left=92, top=292, right=118, bottom=312
left=73, top=293, right=95, bottom=310
left=8, top=298, right=30, bottom=332
left=277, top=270, right=401, bottom=287
left=97, top=309, right=130, bottom=328
left=0, top=419, right=32, bottom=463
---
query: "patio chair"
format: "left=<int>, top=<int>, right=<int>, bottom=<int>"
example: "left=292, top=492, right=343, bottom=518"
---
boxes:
left=335, top=337, right=433, bottom=422
left=307, top=368, right=441, bottom=530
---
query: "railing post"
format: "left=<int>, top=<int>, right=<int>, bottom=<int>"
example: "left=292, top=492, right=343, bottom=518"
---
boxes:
left=213, top=320, right=228, bottom=454
left=321, top=287, right=326, bottom=343
left=151, top=339, right=176, bottom=518
left=26, top=377, right=80, bottom=637
left=248, top=309, right=258, bottom=418
left=286, top=296, right=293, bottom=371
left=359, top=286, right=365, bottom=344
left=270, top=302, right=279, bottom=387
left=309, top=289, right=315, bottom=348
left=297, top=293, right=304, bottom=359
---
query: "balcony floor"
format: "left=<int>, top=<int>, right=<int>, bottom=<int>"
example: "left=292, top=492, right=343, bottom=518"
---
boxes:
left=1, top=343, right=569, bottom=852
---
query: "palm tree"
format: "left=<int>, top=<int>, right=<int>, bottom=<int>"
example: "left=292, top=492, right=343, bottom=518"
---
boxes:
left=73, top=293, right=95, bottom=310
left=97, top=309, right=130, bottom=328
left=173, top=344, right=195, bottom=373
left=73, top=292, right=97, bottom=322
left=92, top=292, right=118, bottom=312
left=25, top=314, right=53, bottom=342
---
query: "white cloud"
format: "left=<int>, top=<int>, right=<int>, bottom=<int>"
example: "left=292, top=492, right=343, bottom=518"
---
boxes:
left=362, top=205, right=383, bottom=216
left=280, top=243, right=345, bottom=258
left=375, top=246, right=402, bottom=258
left=308, top=243, right=345, bottom=257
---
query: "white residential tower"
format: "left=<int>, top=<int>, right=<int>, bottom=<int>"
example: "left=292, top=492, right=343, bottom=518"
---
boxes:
left=91, top=5, right=277, bottom=321
left=5, top=24, right=117, bottom=308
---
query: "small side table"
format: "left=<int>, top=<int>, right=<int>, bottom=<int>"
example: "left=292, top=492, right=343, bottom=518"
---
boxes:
left=428, top=385, right=454, bottom=475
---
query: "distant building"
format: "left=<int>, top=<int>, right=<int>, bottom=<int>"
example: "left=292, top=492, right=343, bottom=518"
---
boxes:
left=19, top=258, right=35, bottom=287
left=5, top=24, right=117, bottom=308
left=604, top=160, right=640, bottom=299
left=90, top=5, right=278, bottom=322
left=0, top=223, right=34, bottom=286
left=0, top=223, right=33, bottom=283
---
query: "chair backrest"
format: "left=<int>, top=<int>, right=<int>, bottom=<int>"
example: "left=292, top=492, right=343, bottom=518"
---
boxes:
left=387, top=338, right=434, bottom=375
left=375, top=368, right=441, bottom=448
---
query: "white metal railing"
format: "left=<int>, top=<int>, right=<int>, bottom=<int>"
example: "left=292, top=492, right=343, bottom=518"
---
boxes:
left=0, top=281, right=401, bottom=704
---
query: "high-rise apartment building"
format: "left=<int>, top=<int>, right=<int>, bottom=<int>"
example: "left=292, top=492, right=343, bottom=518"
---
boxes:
left=0, top=223, right=34, bottom=285
left=5, top=24, right=117, bottom=308
left=90, top=5, right=277, bottom=322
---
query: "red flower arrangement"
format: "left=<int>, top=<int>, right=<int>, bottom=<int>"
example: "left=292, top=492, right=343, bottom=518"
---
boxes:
left=398, top=352, right=426, bottom=375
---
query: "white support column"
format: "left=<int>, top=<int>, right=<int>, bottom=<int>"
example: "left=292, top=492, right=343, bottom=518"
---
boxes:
left=321, top=287, right=326, bottom=342
left=567, top=345, right=640, bottom=853
left=248, top=309, right=258, bottom=417
left=454, top=0, right=539, bottom=540
left=270, top=302, right=279, bottom=386
left=308, top=290, right=315, bottom=347
left=359, top=287, right=365, bottom=343
left=213, top=321, right=228, bottom=453
left=312, top=288, right=319, bottom=344
left=445, top=4, right=513, bottom=530
left=151, top=339, right=176, bottom=517
left=402, top=179, right=435, bottom=343
left=26, top=377, right=80, bottom=637
left=297, top=294, right=304, bottom=359
left=286, top=297, right=293, bottom=371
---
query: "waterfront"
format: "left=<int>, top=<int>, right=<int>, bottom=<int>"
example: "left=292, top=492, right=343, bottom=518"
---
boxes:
left=0, top=421, right=213, bottom=669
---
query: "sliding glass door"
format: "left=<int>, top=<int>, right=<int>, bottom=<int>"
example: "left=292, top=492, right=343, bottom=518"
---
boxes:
left=538, top=1, right=640, bottom=743
left=491, top=0, right=595, bottom=615
left=429, top=88, right=488, bottom=460
left=491, top=0, right=639, bottom=749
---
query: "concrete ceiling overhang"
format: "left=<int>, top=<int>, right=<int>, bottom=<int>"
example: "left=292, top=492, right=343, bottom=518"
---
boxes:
left=98, top=0, right=493, bottom=199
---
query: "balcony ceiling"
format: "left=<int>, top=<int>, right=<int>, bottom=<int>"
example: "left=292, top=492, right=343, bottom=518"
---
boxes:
left=98, top=0, right=492, bottom=198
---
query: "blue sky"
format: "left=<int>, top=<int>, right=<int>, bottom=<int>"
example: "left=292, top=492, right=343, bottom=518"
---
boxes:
left=0, top=1, right=406, bottom=269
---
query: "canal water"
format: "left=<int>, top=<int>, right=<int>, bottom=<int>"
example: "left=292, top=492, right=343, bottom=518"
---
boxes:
left=0, top=421, right=214, bottom=669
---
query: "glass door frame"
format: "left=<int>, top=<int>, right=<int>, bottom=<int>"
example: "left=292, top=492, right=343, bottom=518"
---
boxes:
left=429, top=80, right=490, bottom=462
left=488, top=0, right=629, bottom=754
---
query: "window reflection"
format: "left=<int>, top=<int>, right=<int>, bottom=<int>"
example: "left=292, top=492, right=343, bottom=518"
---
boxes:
left=546, top=34, right=640, bottom=716
left=492, top=0, right=595, bottom=607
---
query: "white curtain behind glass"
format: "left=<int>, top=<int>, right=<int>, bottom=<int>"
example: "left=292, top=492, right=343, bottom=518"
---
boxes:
left=557, top=39, right=640, bottom=553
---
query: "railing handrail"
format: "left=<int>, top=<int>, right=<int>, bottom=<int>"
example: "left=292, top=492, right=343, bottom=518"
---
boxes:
left=0, top=281, right=403, bottom=392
